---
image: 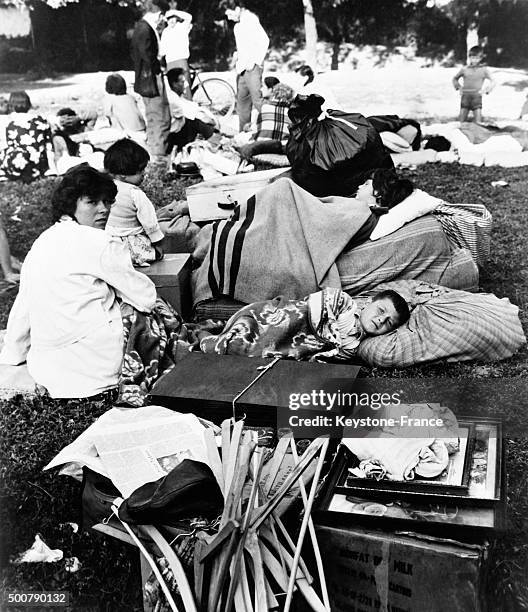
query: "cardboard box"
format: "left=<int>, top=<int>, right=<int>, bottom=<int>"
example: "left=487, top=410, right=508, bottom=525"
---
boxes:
left=316, top=524, right=488, bottom=612
left=185, top=167, right=288, bottom=222
left=141, top=254, right=191, bottom=318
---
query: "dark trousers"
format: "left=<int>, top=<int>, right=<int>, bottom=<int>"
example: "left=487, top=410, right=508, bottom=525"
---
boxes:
left=236, top=65, right=263, bottom=131
left=167, top=118, right=215, bottom=153
left=143, top=74, right=171, bottom=157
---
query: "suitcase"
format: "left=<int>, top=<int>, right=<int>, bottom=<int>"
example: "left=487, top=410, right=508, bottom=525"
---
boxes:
left=185, top=167, right=289, bottom=222
left=150, top=352, right=360, bottom=427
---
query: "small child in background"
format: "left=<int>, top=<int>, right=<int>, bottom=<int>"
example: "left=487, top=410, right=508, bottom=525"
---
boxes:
left=103, top=73, right=146, bottom=143
left=452, top=46, right=495, bottom=123
left=104, top=139, right=164, bottom=266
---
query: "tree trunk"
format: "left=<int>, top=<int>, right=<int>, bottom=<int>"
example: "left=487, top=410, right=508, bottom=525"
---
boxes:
left=331, top=40, right=341, bottom=70
left=466, top=11, right=479, bottom=59
left=302, top=0, right=318, bottom=68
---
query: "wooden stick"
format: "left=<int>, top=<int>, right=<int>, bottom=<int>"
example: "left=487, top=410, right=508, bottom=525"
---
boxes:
left=224, top=450, right=266, bottom=612
left=290, top=437, right=331, bottom=610
left=246, top=530, right=268, bottom=612
left=142, top=524, right=198, bottom=612
left=207, top=526, right=241, bottom=612
left=224, top=419, right=245, bottom=496
left=111, top=503, right=180, bottom=612
left=236, top=555, right=254, bottom=612
left=262, top=435, right=290, bottom=496
left=221, top=419, right=232, bottom=487
left=199, top=520, right=239, bottom=564
left=250, top=438, right=324, bottom=531
left=283, top=437, right=330, bottom=612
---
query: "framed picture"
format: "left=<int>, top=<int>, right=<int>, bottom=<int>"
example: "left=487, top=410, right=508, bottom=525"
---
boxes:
left=314, top=417, right=505, bottom=536
left=318, top=491, right=505, bottom=537
left=336, top=420, right=476, bottom=498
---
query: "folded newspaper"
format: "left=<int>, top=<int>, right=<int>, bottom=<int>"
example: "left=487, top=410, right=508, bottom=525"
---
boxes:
left=44, top=406, right=212, bottom=497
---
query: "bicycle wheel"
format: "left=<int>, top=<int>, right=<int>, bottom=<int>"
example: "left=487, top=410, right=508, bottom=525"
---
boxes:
left=192, top=77, right=236, bottom=119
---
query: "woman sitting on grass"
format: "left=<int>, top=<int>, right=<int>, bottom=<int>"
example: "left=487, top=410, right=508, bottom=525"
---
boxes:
left=0, top=164, right=156, bottom=401
left=0, top=91, right=52, bottom=183
left=103, top=73, right=146, bottom=143
left=238, top=82, right=296, bottom=160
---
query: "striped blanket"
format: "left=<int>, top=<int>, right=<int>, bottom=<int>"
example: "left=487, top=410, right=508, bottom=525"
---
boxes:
left=337, top=214, right=479, bottom=296
left=357, top=280, right=526, bottom=367
left=193, top=177, right=371, bottom=304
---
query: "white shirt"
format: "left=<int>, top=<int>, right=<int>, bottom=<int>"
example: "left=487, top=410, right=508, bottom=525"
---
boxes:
left=166, top=89, right=216, bottom=132
left=106, top=180, right=164, bottom=242
left=233, top=9, right=269, bottom=74
left=160, top=12, right=192, bottom=62
left=0, top=218, right=157, bottom=398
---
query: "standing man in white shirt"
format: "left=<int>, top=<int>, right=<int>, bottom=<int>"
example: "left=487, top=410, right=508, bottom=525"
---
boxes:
left=225, top=4, right=269, bottom=131
left=160, top=6, right=193, bottom=99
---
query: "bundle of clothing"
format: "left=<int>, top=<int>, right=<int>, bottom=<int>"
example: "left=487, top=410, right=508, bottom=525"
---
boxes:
left=343, top=403, right=460, bottom=481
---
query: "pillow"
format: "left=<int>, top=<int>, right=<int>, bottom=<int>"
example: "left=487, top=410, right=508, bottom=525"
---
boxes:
left=356, top=280, right=526, bottom=368
left=370, top=189, right=442, bottom=240
left=380, top=131, right=412, bottom=154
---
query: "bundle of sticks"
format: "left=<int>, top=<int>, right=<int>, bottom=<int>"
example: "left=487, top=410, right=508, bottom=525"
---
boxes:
left=114, top=419, right=331, bottom=612
left=194, top=419, right=331, bottom=612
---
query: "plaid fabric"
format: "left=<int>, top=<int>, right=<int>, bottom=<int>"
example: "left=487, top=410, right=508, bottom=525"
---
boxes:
left=356, top=280, right=526, bottom=368
left=337, top=215, right=479, bottom=295
left=434, top=202, right=492, bottom=266
left=254, top=101, right=291, bottom=145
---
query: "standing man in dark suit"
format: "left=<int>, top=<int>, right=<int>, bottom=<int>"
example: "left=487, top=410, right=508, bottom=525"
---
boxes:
left=131, top=0, right=171, bottom=160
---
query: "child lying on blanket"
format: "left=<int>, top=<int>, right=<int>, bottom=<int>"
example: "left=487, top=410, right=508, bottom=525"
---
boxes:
left=199, top=287, right=410, bottom=362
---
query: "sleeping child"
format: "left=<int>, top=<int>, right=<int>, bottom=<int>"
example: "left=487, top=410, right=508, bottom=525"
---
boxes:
left=199, top=287, right=410, bottom=361
left=104, top=139, right=164, bottom=266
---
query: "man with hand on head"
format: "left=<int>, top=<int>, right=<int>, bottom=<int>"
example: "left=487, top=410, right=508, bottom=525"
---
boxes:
left=225, top=3, right=269, bottom=131
left=160, top=4, right=193, bottom=99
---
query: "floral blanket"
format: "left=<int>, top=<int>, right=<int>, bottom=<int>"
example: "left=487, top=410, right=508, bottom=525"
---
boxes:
left=118, top=298, right=222, bottom=406
left=199, top=288, right=367, bottom=362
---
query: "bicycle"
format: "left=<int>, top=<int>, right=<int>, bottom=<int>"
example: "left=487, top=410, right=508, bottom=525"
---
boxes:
left=188, top=65, right=236, bottom=120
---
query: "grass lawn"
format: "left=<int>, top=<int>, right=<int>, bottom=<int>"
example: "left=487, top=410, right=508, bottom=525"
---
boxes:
left=0, top=159, right=527, bottom=610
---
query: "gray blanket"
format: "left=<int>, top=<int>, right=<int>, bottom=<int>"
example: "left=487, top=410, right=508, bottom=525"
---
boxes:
left=193, top=177, right=371, bottom=304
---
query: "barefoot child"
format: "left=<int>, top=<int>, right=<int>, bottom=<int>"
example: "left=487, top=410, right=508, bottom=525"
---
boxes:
left=452, top=45, right=495, bottom=123
left=104, top=139, right=164, bottom=266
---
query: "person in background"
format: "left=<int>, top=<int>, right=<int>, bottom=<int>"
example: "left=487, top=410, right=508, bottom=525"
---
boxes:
left=131, top=0, right=172, bottom=160
left=452, top=45, right=495, bottom=123
left=225, top=3, right=269, bottom=131
left=165, top=67, right=217, bottom=153
left=103, top=73, right=146, bottom=143
left=238, top=82, right=295, bottom=160
left=0, top=91, right=52, bottom=183
left=0, top=215, right=21, bottom=284
left=344, top=168, right=415, bottom=251
left=261, top=76, right=280, bottom=99
left=160, top=6, right=193, bottom=99
left=104, top=139, right=164, bottom=266
left=295, top=64, right=340, bottom=111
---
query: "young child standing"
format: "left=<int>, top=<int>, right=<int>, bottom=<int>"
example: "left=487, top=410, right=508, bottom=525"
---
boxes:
left=452, top=46, right=495, bottom=123
left=104, top=139, right=164, bottom=266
